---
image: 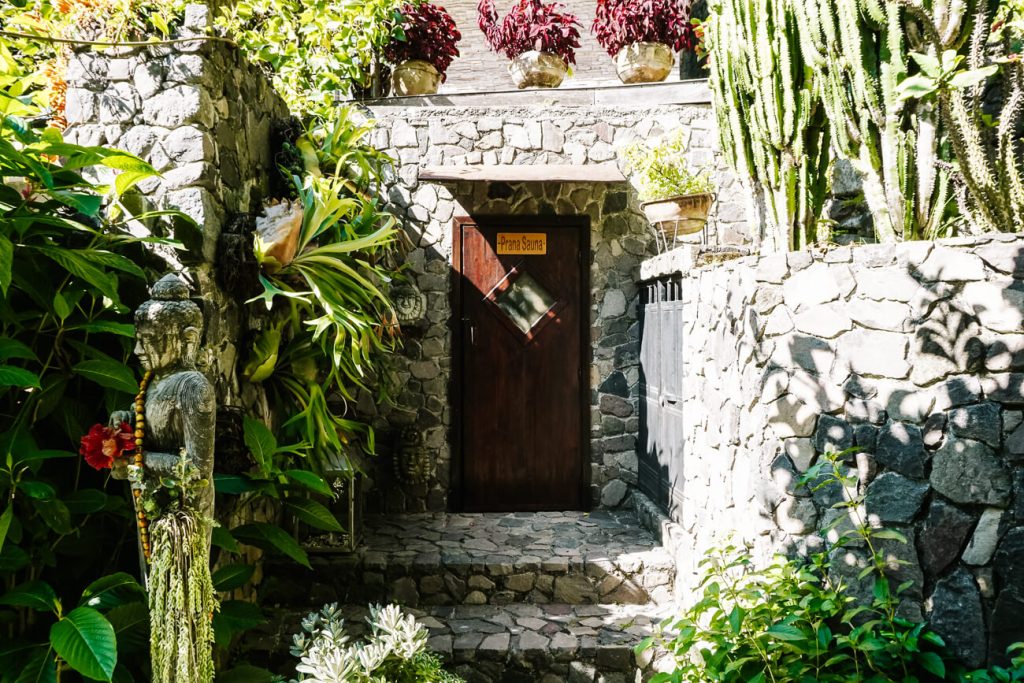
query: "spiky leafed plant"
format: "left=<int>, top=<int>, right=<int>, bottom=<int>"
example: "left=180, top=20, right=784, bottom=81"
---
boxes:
left=793, top=0, right=958, bottom=241
left=896, top=0, right=1024, bottom=234
left=706, top=0, right=831, bottom=251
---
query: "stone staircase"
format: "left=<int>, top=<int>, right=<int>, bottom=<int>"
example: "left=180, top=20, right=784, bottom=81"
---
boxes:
left=252, top=509, right=676, bottom=681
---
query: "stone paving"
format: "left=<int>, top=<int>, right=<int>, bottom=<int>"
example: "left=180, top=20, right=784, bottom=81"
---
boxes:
left=277, top=510, right=675, bottom=608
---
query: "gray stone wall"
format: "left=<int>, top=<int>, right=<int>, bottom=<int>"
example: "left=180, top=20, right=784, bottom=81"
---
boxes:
left=638, top=236, right=1024, bottom=665
left=362, top=103, right=752, bottom=512
left=63, top=23, right=288, bottom=412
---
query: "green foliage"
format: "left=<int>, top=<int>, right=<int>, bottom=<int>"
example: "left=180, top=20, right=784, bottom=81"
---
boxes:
left=0, top=39, right=176, bottom=683
left=215, top=0, right=415, bottom=115
left=620, top=129, right=716, bottom=201
left=641, top=451, right=1024, bottom=682
left=290, top=603, right=464, bottom=682
left=246, top=111, right=402, bottom=476
left=894, top=1, right=1024, bottom=235
left=705, top=0, right=831, bottom=250
left=792, top=0, right=957, bottom=242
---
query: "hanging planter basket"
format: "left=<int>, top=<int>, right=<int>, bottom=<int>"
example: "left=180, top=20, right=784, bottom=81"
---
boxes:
left=615, top=41, right=675, bottom=84
left=391, top=60, right=441, bottom=96
left=508, top=50, right=568, bottom=89
left=642, top=193, right=715, bottom=248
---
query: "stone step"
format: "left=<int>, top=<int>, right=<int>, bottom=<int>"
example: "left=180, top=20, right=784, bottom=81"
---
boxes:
left=244, top=603, right=673, bottom=683
left=260, top=510, right=675, bottom=608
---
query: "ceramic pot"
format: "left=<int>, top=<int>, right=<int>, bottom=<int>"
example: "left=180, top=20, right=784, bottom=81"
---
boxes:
left=641, top=193, right=714, bottom=240
left=508, top=50, right=568, bottom=89
left=615, top=41, right=674, bottom=84
left=391, top=59, right=441, bottom=96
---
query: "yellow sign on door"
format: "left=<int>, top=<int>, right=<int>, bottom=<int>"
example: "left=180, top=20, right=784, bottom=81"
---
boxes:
left=497, top=232, right=547, bottom=255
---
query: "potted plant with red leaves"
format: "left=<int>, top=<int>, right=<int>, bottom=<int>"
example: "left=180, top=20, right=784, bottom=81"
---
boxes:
left=593, top=0, right=696, bottom=84
left=477, top=0, right=582, bottom=89
left=385, top=2, right=462, bottom=96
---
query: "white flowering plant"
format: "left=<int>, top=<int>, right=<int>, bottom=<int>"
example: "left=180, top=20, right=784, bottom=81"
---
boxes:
left=290, top=603, right=464, bottom=683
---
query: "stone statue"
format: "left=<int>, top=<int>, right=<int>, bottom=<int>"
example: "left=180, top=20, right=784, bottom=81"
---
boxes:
left=113, top=274, right=216, bottom=522
left=114, top=273, right=219, bottom=682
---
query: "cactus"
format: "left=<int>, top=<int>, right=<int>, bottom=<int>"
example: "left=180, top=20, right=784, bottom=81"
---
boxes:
left=898, top=1, right=1024, bottom=234
left=794, top=0, right=956, bottom=242
left=706, top=0, right=831, bottom=252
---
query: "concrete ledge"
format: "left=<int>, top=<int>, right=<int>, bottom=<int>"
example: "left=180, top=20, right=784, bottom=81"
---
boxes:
left=349, top=79, right=711, bottom=108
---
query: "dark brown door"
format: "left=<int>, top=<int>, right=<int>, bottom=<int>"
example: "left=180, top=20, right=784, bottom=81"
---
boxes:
left=454, top=216, right=588, bottom=511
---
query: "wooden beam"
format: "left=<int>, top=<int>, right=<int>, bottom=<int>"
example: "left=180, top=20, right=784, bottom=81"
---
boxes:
left=419, top=164, right=627, bottom=183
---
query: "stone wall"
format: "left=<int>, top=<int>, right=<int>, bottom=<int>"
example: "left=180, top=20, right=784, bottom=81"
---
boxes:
left=63, top=11, right=289, bottom=451
left=638, top=236, right=1024, bottom=666
left=361, top=103, right=753, bottom=513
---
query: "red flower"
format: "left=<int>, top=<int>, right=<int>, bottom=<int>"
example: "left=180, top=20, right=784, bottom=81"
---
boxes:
left=80, top=422, right=135, bottom=470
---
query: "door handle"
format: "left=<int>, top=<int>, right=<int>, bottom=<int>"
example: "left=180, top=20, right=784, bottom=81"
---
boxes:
left=463, top=318, right=475, bottom=346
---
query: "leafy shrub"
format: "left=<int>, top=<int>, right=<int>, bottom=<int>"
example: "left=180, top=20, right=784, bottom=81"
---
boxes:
left=640, top=451, right=1024, bottom=682
left=592, top=0, right=696, bottom=58
left=290, top=603, right=464, bottom=682
left=620, top=128, right=715, bottom=201
left=384, top=2, right=462, bottom=81
left=477, top=0, right=582, bottom=65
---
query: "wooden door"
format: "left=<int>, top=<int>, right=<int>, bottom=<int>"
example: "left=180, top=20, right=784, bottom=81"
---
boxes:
left=453, top=216, right=588, bottom=511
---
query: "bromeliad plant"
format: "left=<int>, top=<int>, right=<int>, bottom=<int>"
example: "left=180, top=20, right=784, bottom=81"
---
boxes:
left=477, top=0, right=582, bottom=65
left=384, top=2, right=463, bottom=83
left=245, top=110, right=402, bottom=477
left=592, top=0, right=696, bottom=58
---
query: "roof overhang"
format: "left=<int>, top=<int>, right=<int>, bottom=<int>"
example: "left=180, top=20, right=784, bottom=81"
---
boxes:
left=419, top=164, right=626, bottom=183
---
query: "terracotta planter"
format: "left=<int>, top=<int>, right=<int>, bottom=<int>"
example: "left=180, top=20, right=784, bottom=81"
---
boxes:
left=391, top=59, right=441, bottom=96
left=641, top=193, right=714, bottom=241
left=615, top=41, right=674, bottom=84
left=508, top=50, right=567, bottom=89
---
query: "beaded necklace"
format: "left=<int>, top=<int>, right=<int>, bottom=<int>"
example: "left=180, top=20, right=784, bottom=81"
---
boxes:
left=133, top=370, right=153, bottom=562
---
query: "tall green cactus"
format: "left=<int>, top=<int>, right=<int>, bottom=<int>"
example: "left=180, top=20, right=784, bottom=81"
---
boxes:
left=706, top=0, right=831, bottom=252
left=794, top=0, right=955, bottom=241
left=899, top=1, right=1024, bottom=234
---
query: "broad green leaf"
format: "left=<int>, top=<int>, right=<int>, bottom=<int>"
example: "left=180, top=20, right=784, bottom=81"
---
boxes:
left=909, top=51, right=941, bottom=77
left=212, top=526, right=240, bottom=553
left=49, top=191, right=102, bottom=217
left=13, top=648, right=56, bottom=683
left=72, top=321, right=134, bottom=337
left=19, top=481, right=55, bottom=500
left=212, top=563, right=256, bottom=592
left=285, top=498, right=343, bottom=532
left=33, top=498, right=72, bottom=534
left=0, top=337, right=35, bottom=362
left=214, top=474, right=259, bottom=494
left=0, top=235, right=11, bottom=297
left=284, top=469, right=333, bottom=496
left=0, top=505, right=11, bottom=554
left=919, top=651, right=946, bottom=678
left=77, top=251, right=145, bottom=280
left=72, top=360, right=138, bottom=394
left=232, top=522, right=310, bottom=568
left=0, top=365, right=40, bottom=388
left=948, top=65, right=998, bottom=89
left=897, top=76, right=938, bottom=100
left=104, top=603, right=148, bottom=655
left=33, top=248, right=118, bottom=303
left=766, top=624, right=806, bottom=642
left=79, top=573, right=145, bottom=609
left=243, top=416, right=276, bottom=476
left=50, top=606, right=117, bottom=682
left=0, top=544, right=30, bottom=572
left=52, top=292, right=71, bottom=321
left=870, top=529, right=907, bottom=543
left=0, top=581, right=59, bottom=612
left=212, top=600, right=265, bottom=648
left=64, top=489, right=108, bottom=515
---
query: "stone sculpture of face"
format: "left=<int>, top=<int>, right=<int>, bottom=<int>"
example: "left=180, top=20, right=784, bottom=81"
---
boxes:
left=134, top=325, right=199, bottom=374
left=134, top=275, right=203, bottom=375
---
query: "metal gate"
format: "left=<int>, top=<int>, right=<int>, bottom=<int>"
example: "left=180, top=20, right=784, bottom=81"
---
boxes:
left=638, top=276, right=685, bottom=519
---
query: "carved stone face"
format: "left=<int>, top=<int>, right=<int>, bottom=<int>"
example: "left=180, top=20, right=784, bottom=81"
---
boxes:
left=134, top=327, right=193, bottom=374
